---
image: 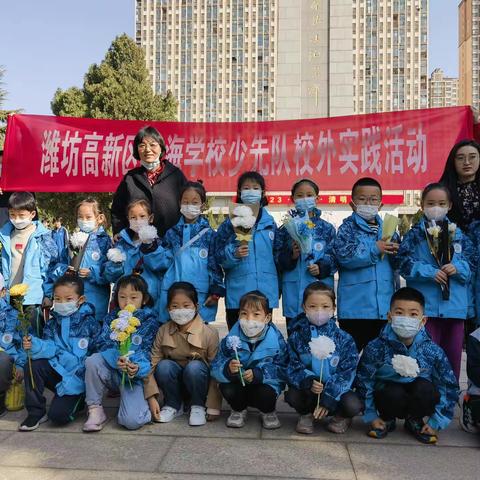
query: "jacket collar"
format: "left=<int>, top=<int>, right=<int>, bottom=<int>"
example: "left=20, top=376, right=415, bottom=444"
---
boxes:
left=352, top=212, right=382, bottom=234
left=131, top=161, right=178, bottom=189
left=381, top=323, right=429, bottom=350
left=119, top=228, right=140, bottom=247
left=165, top=315, right=205, bottom=349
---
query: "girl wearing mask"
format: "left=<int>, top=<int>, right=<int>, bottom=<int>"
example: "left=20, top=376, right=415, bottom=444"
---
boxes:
left=397, top=183, right=476, bottom=379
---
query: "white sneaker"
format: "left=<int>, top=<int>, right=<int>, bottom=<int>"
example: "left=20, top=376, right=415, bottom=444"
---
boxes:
left=226, top=409, right=248, bottom=428
left=261, top=411, right=281, bottom=430
left=189, top=405, right=207, bottom=426
left=159, top=406, right=180, bottom=423
left=82, top=405, right=107, bottom=432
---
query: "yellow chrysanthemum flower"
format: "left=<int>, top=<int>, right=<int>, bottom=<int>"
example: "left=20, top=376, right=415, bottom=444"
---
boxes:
left=129, top=317, right=140, bottom=327
left=117, top=332, right=128, bottom=343
left=110, top=320, right=118, bottom=329
left=9, top=284, right=29, bottom=297
left=125, top=325, right=136, bottom=335
left=124, top=304, right=136, bottom=314
left=305, top=220, right=315, bottom=229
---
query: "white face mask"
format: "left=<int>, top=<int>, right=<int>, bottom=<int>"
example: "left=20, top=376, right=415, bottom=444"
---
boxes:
left=54, top=301, right=79, bottom=317
left=424, top=206, right=449, bottom=222
left=391, top=316, right=423, bottom=339
left=239, top=319, right=266, bottom=338
left=77, top=219, right=96, bottom=233
left=181, top=204, right=202, bottom=220
left=169, top=308, right=196, bottom=325
left=129, top=219, right=149, bottom=233
left=306, top=310, right=333, bottom=327
left=355, top=204, right=379, bottom=221
left=141, top=156, right=161, bottom=171
left=10, top=218, right=33, bottom=230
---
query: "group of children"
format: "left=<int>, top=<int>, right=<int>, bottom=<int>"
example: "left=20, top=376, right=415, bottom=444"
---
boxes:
left=0, top=170, right=479, bottom=444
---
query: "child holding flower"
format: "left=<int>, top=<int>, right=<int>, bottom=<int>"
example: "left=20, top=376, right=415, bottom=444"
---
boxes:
left=83, top=274, right=159, bottom=432
left=396, top=183, right=476, bottom=379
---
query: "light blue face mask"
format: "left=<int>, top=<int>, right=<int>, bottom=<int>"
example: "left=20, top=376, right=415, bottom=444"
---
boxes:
left=77, top=219, right=96, bottom=233
left=391, top=315, right=422, bottom=339
left=241, top=189, right=262, bottom=205
left=295, top=197, right=316, bottom=212
left=54, top=301, right=79, bottom=317
left=141, top=157, right=161, bottom=171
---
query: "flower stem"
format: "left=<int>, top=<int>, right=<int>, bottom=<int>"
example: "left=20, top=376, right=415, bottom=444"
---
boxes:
left=234, top=349, right=245, bottom=387
left=28, top=353, right=35, bottom=390
left=316, top=359, right=324, bottom=409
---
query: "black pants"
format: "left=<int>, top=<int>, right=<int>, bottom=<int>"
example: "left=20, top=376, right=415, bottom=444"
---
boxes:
left=338, top=319, right=386, bottom=352
left=226, top=309, right=240, bottom=331
left=285, top=387, right=363, bottom=418
left=0, top=352, right=13, bottom=393
left=220, top=383, right=277, bottom=413
left=25, top=359, right=84, bottom=425
left=470, top=395, right=480, bottom=424
left=374, top=378, right=440, bottom=421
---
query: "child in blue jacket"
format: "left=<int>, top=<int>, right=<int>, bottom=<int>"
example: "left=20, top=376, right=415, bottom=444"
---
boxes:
left=275, top=179, right=337, bottom=335
left=356, top=287, right=458, bottom=445
left=51, top=217, right=69, bottom=265
left=396, top=183, right=475, bottom=380
left=0, top=192, right=59, bottom=336
left=214, top=171, right=279, bottom=329
left=286, top=282, right=361, bottom=435
left=0, top=273, right=25, bottom=417
left=19, top=273, right=99, bottom=431
left=334, top=177, right=399, bottom=351
left=211, top=290, right=288, bottom=430
left=104, top=199, right=163, bottom=314
left=83, top=274, right=160, bottom=432
left=151, top=181, right=224, bottom=323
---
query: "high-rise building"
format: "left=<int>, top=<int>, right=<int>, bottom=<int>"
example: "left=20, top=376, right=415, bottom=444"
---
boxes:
left=353, top=0, right=429, bottom=114
left=428, top=68, right=458, bottom=108
left=459, top=0, right=480, bottom=110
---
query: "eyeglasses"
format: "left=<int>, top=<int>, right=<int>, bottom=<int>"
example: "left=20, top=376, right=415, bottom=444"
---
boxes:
left=353, top=196, right=381, bottom=205
left=455, top=155, right=479, bottom=164
left=138, top=142, right=160, bottom=150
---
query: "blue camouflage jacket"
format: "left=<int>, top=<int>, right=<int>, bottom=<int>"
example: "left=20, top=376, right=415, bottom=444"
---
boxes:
left=334, top=213, right=399, bottom=320
left=29, top=302, right=99, bottom=396
left=95, top=307, right=160, bottom=381
left=396, top=217, right=475, bottom=319
left=52, top=227, right=69, bottom=265
left=286, top=315, right=358, bottom=411
left=468, top=221, right=480, bottom=324
left=275, top=208, right=337, bottom=318
left=355, top=324, right=459, bottom=430
left=211, top=322, right=288, bottom=396
left=0, top=297, right=25, bottom=369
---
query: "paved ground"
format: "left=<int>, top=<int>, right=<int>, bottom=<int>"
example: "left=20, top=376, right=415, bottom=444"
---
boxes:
left=0, top=310, right=478, bottom=480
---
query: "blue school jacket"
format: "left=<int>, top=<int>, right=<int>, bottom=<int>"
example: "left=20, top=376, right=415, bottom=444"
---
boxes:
left=211, top=322, right=288, bottom=396
left=355, top=324, right=459, bottom=430
left=396, top=217, right=474, bottom=319
left=334, top=213, right=397, bottom=320
left=103, top=229, right=163, bottom=313
left=95, top=307, right=160, bottom=381
left=29, top=302, right=99, bottom=396
left=468, top=221, right=480, bottom=324
left=214, top=208, right=279, bottom=309
left=152, top=216, right=225, bottom=323
left=0, top=298, right=25, bottom=369
left=275, top=208, right=337, bottom=318
left=466, top=327, right=480, bottom=395
left=52, top=227, right=69, bottom=265
left=53, top=227, right=112, bottom=321
left=286, top=315, right=358, bottom=411
left=0, top=221, right=59, bottom=305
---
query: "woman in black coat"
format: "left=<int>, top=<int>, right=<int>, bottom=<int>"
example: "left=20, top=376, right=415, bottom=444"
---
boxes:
left=111, top=126, right=187, bottom=236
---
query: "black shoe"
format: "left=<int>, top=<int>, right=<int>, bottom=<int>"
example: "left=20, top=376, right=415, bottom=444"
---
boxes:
left=0, top=393, right=6, bottom=418
left=18, top=414, right=48, bottom=432
left=367, top=419, right=396, bottom=439
left=404, top=417, right=437, bottom=444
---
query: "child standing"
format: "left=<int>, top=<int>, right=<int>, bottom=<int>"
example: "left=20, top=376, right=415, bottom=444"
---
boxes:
left=83, top=274, right=160, bottom=432
left=286, top=282, right=361, bottom=434
left=356, top=287, right=458, bottom=444
left=0, top=192, right=59, bottom=336
left=151, top=182, right=224, bottom=323
left=396, top=183, right=475, bottom=379
left=334, top=178, right=399, bottom=351
left=211, top=291, right=288, bottom=430
left=19, top=274, right=98, bottom=431
left=51, top=217, right=69, bottom=265
left=275, top=179, right=337, bottom=334
left=214, top=172, right=279, bottom=330
left=144, top=282, right=221, bottom=426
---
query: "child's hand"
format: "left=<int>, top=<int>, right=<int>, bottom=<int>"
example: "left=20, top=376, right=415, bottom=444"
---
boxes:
left=434, top=269, right=448, bottom=285
left=420, top=424, right=437, bottom=436
left=292, top=241, right=300, bottom=260
left=22, top=336, right=32, bottom=351
left=313, top=406, right=329, bottom=420
left=15, top=367, right=24, bottom=383
left=228, top=359, right=242, bottom=374
left=376, top=240, right=399, bottom=255
left=371, top=418, right=386, bottom=430
left=311, top=380, right=324, bottom=395
left=78, top=268, right=91, bottom=278
left=117, top=356, right=128, bottom=372
left=235, top=244, right=249, bottom=258
left=441, top=263, right=457, bottom=276
left=148, top=396, right=161, bottom=422
left=243, top=369, right=254, bottom=383
left=307, top=264, right=320, bottom=276
left=42, top=297, right=53, bottom=309
left=126, top=361, right=139, bottom=378
left=204, top=295, right=219, bottom=307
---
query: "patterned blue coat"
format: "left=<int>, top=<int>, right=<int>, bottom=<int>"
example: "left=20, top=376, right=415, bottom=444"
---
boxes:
left=275, top=208, right=337, bottom=318
left=355, top=324, right=459, bottom=430
left=152, top=216, right=224, bottom=323
left=468, top=221, right=480, bottom=324
left=334, top=213, right=398, bottom=320
left=396, top=217, right=475, bottom=319
left=30, top=302, right=99, bottom=396
left=211, top=322, right=288, bottom=396
left=95, top=307, right=160, bottom=381
left=214, top=208, right=279, bottom=309
left=0, top=298, right=25, bottom=369
left=286, top=316, right=358, bottom=411
left=52, top=227, right=69, bottom=265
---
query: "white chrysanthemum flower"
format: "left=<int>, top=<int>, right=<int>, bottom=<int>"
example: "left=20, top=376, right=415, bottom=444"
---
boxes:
left=227, top=335, right=242, bottom=351
left=309, top=335, right=336, bottom=360
left=70, top=231, right=89, bottom=250
left=232, top=215, right=256, bottom=229
left=116, top=317, right=130, bottom=332
left=427, top=226, right=441, bottom=238
left=391, top=354, right=420, bottom=378
left=107, top=248, right=126, bottom=263
left=138, top=225, right=158, bottom=244
left=233, top=205, right=254, bottom=217
left=448, top=223, right=457, bottom=233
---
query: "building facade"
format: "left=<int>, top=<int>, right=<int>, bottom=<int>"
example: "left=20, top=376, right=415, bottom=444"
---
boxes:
left=428, top=68, right=458, bottom=108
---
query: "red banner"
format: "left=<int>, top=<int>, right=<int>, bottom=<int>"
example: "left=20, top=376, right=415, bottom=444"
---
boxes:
left=1, top=107, right=474, bottom=193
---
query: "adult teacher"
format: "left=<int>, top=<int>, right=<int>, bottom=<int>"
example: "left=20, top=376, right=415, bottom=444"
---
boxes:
left=111, top=126, right=187, bottom=236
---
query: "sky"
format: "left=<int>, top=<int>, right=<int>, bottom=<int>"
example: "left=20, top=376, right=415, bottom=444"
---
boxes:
left=0, top=0, right=460, bottom=115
